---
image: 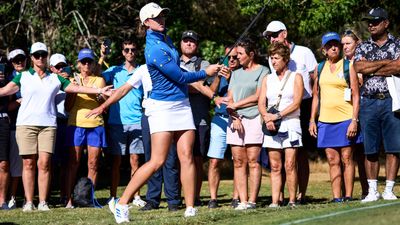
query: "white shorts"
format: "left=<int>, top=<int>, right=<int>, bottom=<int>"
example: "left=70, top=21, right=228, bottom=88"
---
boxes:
left=145, top=98, right=195, bottom=134
left=262, top=118, right=302, bottom=149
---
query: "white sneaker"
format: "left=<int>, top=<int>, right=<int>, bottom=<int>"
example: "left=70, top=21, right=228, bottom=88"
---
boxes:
left=361, top=191, right=380, bottom=203
left=0, top=202, right=9, bottom=210
left=114, top=202, right=130, bottom=224
left=8, top=196, right=16, bottom=209
left=184, top=206, right=197, bottom=217
left=38, top=201, right=50, bottom=211
left=268, top=203, right=280, bottom=208
left=22, top=202, right=36, bottom=212
left=382, top=191, right=398, bottom=200
left=234, top=202, right=248, bottom=210
left=132, top=197, right=146, bottom=207
left=108, top=197, right=116, bottom=214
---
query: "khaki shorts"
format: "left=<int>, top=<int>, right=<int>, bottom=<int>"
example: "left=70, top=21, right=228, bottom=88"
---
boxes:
left=16, top=126, right=56, bottom=155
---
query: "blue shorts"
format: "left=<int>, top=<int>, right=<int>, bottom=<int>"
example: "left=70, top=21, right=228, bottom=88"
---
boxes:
left=317, top=119, right=363, bottom=148
left=359, top=96, right=400, bottom=155
left=66, top=126, right=107, bottom=148
left=107, top=124, right=144, bottom=155
left=207, top=114, right=228, bottom=159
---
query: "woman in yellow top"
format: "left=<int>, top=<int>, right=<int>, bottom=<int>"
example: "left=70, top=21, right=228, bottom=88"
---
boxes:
left=65, top=48, right=107, bottom=208
left=309, top=32, right=362, bottom=202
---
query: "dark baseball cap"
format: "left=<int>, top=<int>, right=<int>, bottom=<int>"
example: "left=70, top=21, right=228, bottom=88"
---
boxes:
left=362, top=7, right=388, bottom=21
left=181, top=30, right=199, bottom=42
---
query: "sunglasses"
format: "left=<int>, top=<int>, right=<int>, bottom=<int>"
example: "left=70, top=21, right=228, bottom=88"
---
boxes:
left=367, top=19, right=384, bottom=26
left=80, top=58, right=93, bottom=65
left=32, top=52, right=48, bottom=59
left=54, top=63, right=67, bottom=70
left=267, top=30, right=283, bottom=39
left=228, top=55, right=238, bottom=60
left=12, top=56, right=26, bottom=64
left=123, top=48, right=136, bottom=53
left=343, top=30, right=354, bottom=35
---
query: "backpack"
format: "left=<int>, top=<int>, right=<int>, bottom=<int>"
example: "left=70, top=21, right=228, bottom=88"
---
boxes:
left=317, top=59, right=351, bottom=87
left=73, top=177, right=103, bottom=208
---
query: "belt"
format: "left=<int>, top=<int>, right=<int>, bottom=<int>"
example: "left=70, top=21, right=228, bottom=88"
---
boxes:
left=216, top=113, right=229, bottom=118
left=0, top=112, right=8, bottom=118
left=363, top=92, right=390, bottom=100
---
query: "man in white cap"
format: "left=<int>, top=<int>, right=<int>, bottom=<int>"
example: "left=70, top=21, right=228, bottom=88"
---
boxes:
left=5, top=48, right=26, bottom=209
left=263, top=20, right=317, bottom=204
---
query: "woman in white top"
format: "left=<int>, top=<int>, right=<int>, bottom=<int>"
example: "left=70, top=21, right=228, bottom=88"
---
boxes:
left=258, top=42, right=303, bottom=207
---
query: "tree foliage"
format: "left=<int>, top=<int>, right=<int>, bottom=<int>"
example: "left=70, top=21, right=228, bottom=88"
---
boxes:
left=1, top=0, right=400, bottom=65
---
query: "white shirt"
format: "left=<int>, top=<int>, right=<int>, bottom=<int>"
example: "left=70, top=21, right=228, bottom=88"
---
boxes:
left=269, top=43, right=317, bottom=99
left=126, top=64, right=152, bottom=108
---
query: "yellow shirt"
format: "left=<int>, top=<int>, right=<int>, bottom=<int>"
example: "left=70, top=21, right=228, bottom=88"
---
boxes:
left=319, top=59, right=353, bottom=123
left=67, top=74, right=105, bottom=127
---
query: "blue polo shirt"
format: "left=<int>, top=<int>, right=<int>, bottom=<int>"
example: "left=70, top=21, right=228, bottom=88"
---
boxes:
left=102, top=65, right=143, bottom=125
left=145, top=29, right=206, bottom=101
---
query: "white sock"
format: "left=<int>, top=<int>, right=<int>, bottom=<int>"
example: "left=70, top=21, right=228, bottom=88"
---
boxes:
left=367, top=179, right=378, bottom=192
left=384, top=180, right=395, bottom=193
left=134, top=196, right=141, bottom=200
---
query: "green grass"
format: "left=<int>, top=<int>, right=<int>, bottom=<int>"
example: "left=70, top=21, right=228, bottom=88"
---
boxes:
left=1, top=165, right=399, bottom=225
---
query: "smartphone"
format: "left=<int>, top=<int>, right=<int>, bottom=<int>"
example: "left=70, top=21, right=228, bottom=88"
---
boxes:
left=0, top=63, right=5, bottom=74
left=63, top=66, right=72, bottom=76
left=103, top=39, right=112, bottom=55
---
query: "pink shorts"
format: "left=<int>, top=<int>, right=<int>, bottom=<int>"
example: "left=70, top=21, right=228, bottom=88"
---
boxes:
left=226, top=115, right=264, bottom=146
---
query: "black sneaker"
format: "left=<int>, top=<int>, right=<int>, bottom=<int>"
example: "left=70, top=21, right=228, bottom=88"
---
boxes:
left=344, top=197, right=353, bottom=202
left=231, top=199, right=239, bottom=208
left=167, top=204, right=179, bottom=211
left=207, top=199, right=218, bottom=209
left=139, top=202, right=158, bottom=211
left=330, top=198, right=344, bottom=203
left=194, top=198, right=202, bottom=206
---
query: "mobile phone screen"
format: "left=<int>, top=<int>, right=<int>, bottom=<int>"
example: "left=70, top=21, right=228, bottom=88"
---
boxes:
left=0, top=64, right=5, bottom=73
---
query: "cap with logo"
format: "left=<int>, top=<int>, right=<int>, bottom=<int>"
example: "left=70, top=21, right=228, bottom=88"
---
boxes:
left=30, top=42, right=48, bottom=54
left=362, top=7, right=388, bottom=21
left=139, top=2, right=170, bottom=24
left=321, top=32, right=341, bottom=46
left=77, top=48, right=95, bottom=61
left=8, top=49, right=26, bottom=61
left=262, top=21, right=287, bottom=37
left=181, top=30, right=199, bottom=42
left=50, top=53, right=67, bottom=66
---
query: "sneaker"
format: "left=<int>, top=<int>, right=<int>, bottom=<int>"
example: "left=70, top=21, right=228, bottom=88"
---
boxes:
left=382, top=191, right=397, bottom=200
left=184, top=207, right=197, bottom=217
left=194, top=198, right=202, bottom=206
left=114, top=202, right=130, bottom=224
left=38, top=201, right=50, bottom=211
left=0, top=202, right=9, bottom=210
left=108, top=197, right=116, bottom=214
left=207, top=199, right=218, bottom=209
left=361, top=191, right=380, bottom=203
left=330, top=198, right=344, bottom=203
left=287, top=202, right=297, bottom=208
left=22, top=202, right=36, bottom=212
left=8, top=196, right=16, bottom=209
left=268, top=203, right=280, bottom=208
left=234, top=202, right=248, bottom=210
left=343, top=197, right=353, bottom=202
left=132, top=197, right=147, bottom=207
left=231, top=199, right=240, bottom=208
left=168, top=204, right=179, bottom=211
left=247, top=202, right=256, bottom=209
left=139, top=202, right=158, bottom=211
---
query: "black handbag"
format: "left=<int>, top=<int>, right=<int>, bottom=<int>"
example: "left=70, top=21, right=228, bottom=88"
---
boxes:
left=261, top=71, right=292, bottom=136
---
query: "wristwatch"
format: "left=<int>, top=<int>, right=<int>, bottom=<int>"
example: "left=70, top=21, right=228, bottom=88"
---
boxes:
left=276, top=112, right=282, bottom=120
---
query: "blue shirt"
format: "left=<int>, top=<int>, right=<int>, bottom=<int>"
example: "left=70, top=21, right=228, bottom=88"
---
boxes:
left=145, top=29, right=206, bottom=101
left=103, top=65, right=143, bottom=125
left=214, top=76, right=229, bottom=115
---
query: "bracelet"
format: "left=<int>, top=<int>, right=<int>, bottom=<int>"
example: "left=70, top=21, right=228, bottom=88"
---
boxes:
left=352, top=118, right=359, bottom=122
left=97, top=88, right=102, bottom=94
left=211, top=93, right=218, bottom=100
left=309, top=120, right=315, bottom=124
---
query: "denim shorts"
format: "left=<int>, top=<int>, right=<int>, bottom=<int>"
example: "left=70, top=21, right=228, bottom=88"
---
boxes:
left=207, top=115, right=229, bottom=159
left=359, top=96, right=400, bottom=154
left=107, top=124, right=144, bottom=155
left=66, top=126, right=107, bottom=148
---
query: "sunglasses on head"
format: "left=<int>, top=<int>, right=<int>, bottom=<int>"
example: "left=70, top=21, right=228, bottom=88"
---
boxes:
left=54, top=63, right=67, bottom=70
left=32, top=51, right=48, bottom=59
left=80, top=58, right=93, bottom=65
left=228, top=55, right=238, bottom=60
left=343, top=30, right=354, bottom=35
left=123, top=48, right=136, bottom=53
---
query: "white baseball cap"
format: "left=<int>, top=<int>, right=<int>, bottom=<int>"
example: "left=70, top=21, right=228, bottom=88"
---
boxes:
left=30, top=42, right=48, bottom=54
left=262, top=21, right=287, bottom=37
left=139, top=2, right=170, bottom=24
left=50, top=53, right=67, bottom=66
left=8, top=49, right=26, bottom=61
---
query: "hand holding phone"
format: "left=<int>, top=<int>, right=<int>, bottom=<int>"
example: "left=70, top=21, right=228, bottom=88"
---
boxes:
left=103, top=39, right=112, bottom=55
